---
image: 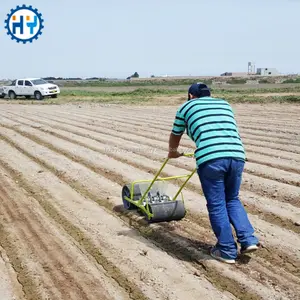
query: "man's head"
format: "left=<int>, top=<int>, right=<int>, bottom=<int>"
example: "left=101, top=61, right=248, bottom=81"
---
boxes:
left=188, top=82, right=211, bottom=100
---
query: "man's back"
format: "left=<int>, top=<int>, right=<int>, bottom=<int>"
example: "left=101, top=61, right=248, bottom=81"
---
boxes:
left=172, top=96, right=245, bottom=166
left=169, top=85, right=259, bottom=264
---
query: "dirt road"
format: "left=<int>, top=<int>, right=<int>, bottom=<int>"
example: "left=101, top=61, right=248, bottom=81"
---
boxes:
left=0, top=102, right=299, bottom=300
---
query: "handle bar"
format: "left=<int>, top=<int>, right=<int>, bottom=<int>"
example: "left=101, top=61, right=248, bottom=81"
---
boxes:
left=182, top=152, right=194, bottom=157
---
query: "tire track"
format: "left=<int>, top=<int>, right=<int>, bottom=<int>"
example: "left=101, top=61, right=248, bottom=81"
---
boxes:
left=0, top=123, right=298, bottom=298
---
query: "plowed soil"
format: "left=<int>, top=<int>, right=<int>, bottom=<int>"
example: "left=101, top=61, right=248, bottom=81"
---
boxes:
left=0, top=102, right=299, bottom=300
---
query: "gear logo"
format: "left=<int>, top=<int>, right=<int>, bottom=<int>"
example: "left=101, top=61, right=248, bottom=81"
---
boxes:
left=4, top=4, right=44, bottom=44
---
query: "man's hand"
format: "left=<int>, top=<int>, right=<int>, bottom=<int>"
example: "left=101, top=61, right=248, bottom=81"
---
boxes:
left=168, top=150, right=183, bottom=159
left=168, top=132, right=183, bottom=159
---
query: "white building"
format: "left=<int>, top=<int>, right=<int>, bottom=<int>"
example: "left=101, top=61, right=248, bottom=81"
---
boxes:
left=256, top=68, right=280, bottom=76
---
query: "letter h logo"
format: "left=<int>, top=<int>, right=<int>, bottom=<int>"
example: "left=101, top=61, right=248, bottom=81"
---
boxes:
left=12, top=15, right=24, bottom=35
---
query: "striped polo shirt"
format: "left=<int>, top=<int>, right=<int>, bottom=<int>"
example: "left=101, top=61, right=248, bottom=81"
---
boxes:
left=172, top=96, right=245, bottom=166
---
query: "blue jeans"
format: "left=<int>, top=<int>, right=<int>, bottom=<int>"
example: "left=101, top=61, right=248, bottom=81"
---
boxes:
left=197, top=158, right=259, bottom=259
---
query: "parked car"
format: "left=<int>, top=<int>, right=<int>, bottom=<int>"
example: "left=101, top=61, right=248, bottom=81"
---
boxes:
left=0, top=86, right=5, bottom=98
left=2, top=78, right=60, bottom=100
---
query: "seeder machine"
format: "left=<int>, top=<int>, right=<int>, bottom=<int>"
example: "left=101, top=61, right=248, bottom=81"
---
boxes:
left=121, top=153, right=196, bottom=223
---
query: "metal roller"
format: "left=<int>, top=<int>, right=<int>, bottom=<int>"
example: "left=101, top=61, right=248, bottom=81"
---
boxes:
left=120, top=153, right=196, bottom=222
left=145, top=200, right=186, bottom=223
left=122, top=184, right=141, bottom=210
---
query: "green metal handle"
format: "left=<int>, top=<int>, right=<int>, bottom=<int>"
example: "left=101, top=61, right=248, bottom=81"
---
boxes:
left=168, top=152, right=196, bottom=201
left=137, top=152, right=195, bottom=205
left=137, top=157, right=169, bottom=205
left=182, top=152, right=194, bottom=157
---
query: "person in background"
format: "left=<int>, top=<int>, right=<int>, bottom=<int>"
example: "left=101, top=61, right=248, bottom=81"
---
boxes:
left=168, top=82, right=259, bottom=264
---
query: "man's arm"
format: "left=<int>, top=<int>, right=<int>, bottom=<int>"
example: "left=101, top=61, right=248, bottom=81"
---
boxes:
left=168, top=110, right=186, bottom=158
left=168, top=132, right=183, bottom=158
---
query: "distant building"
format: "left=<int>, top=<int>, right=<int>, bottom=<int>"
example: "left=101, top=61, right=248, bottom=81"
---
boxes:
left=220, top=72, right=232, bottom=76
left=220, top=72, right=254, bottom=77
left=256, top=68, right=280, bottom=76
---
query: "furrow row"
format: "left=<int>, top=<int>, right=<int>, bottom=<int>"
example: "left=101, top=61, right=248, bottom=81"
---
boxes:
left=0, top=120, right=300, bottom=298
left=5, top=108, right=300, bottom=155
left=54, top=105, right=300, bottom=133
left=7, top=106, right=300, bottom=148
left=27, top=107, right=300, bottom=141
left=2, top=113, right=300, bottom=224
left=1, top=104, right=300, bottom=300
left=3, top=110, right=300, bottom=179
left=2, top=114, right=300, bottom=224
left=16, top=107, right=300, bottom=157
left=0, top=172, right=118, bottom=300
left=21, top=109, right=300, bottom=169
left=0, top=136, right=237, bottom=300
left=28, top=105, right=300, bottom=129
left=0, top=128, right=297, bottom=300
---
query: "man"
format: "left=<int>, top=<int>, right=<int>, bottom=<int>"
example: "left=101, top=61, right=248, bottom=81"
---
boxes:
left=168, top=82, right=259, bottom=264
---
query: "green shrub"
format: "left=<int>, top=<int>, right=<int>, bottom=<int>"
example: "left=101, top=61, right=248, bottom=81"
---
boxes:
left=282, top=77, right=300, bottom=84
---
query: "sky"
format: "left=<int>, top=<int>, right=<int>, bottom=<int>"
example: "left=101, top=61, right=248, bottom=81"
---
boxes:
left=0, top=0, right=300, bottom=79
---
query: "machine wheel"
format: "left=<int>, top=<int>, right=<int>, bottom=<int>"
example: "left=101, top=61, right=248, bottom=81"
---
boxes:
left=121, top=184, right=141, bottom=210
left=34, top=91, right=43, bottom=100
left=145, top=200, right=186, bottom=223
left=9, top=91, right=16, bottom=99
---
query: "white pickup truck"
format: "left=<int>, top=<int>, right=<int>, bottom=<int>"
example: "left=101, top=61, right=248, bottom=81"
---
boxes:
left=2, top=78, right=60, bottom=100
left=0, top=86, right=5, bottom=98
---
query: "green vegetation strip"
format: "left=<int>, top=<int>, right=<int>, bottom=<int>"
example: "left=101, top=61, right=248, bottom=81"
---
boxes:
left=2, top=85, right=300, bottom=105
left=60, top=86, right=300, bottom=96
left=56, top=78, right=214, bottom=87
left=282, top=78, right=300, bottom=84
left=60, top=88, right=184, bottom=97
left=52, top=76, right=300, bottom=87
left=58, top=89, right=300, bottom=104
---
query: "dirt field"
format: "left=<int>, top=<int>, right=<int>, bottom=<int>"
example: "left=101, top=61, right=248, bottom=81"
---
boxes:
left=0, top=102, right=299, bottom=300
